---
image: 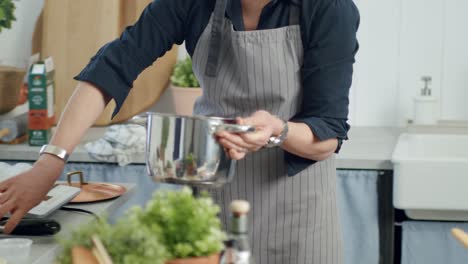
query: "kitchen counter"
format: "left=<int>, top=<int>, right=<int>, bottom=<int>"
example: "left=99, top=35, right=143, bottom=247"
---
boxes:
left=338, top=127, right=402, bottom=170
left=0, top=127, right=402, bottom=170
left=0, top=127, right=146, bottom=164
left=0, top=183, right=135, bottom=264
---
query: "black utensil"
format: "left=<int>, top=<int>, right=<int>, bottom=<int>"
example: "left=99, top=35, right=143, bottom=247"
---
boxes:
left=0, top=218, right=61, bottom=236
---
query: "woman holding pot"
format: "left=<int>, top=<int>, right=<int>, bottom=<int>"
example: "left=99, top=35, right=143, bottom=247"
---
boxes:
left=1, top=0, right=359, bottom=263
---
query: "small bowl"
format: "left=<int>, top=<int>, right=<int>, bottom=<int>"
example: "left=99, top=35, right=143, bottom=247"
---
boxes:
left=0, top=238, right=33, bottom=264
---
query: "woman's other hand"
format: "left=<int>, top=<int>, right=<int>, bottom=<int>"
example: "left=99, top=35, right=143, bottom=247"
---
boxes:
left=216, top=110, right=284, bottom=160
left=0, top=156, right=64, bottom=234
left=217, top=110, right=338, bottom=161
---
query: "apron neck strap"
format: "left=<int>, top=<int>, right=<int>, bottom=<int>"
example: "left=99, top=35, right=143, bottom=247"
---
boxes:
left=205, top=0, right=228, bottom=77
left=205, top=0, right=301, bottom=77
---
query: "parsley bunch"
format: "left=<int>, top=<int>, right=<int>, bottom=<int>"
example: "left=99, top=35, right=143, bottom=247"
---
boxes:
left=137, top=187, right=226, bottom=259
left=57, top=216, right=168, bottom=264
left=57, top=187, right=226, bottom=262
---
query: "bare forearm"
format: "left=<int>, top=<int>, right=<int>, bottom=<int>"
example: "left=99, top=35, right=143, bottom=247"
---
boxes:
left=50, top=82, right=110, bottom=152
left=37, top=82, right=110, bottom=168
left=280, top=121, right=338, bottom=161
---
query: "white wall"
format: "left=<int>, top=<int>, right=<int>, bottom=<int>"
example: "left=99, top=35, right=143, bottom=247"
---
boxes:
left=178, top=0, right=468, bottom=126
left=0, top=0, right=44, bottom=68
left=351, top=0, right=468, bottom=126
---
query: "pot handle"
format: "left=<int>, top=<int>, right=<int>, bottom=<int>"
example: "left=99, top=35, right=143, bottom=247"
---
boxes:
left=67, top=171, right=87, bottom=187
left=215, top=124, right=255, bottom=133
left=126, top=114, right=148, bottom=127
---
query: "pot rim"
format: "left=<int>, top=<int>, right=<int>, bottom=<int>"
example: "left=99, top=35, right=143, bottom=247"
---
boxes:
left=145, top=112, right=236, bottom=122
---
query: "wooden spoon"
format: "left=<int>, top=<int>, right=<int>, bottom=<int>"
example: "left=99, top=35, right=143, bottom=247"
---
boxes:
left=91, top=235, right=114, bottom=264
left=0, top=128, right=10, bottom=139
left=451, top=228, right=468, bottom=248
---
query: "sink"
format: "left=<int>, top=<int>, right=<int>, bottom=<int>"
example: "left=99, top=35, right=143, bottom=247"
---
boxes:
left=392, top=133, right=468, bottom=221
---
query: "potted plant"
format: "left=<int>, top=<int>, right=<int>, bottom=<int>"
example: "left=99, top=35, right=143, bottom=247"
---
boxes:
left=184, top=152, right=197, bottom=177
left=0, top=0, right=25, bottom=114
left=138, top=187, right=226, bottom=264
left=57, top=217, right=168, bottom=264
left=170, top=57, right=202, bottom=116
left=164, top=160, right=174, bottom=177
left=57, top=188, right=225, bottom=264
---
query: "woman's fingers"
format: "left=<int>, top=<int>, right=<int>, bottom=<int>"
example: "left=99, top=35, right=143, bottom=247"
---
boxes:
left=217, top=111, right=278, bottom=159
left=217, top=130, right=269, bottom=155
left=0, top=179, right=12, bottom=193
left=3, top=209, right=26, bottom=234
left=0, top=189, right=13, bottom=204
left=0, top=200, right=16, bottom=219
left=220, top=129, right=269, bottom=147
left=228, top=149, right=247, bottom=160
left=219, top=138, right=251, bottom=152
left=0, top=164, right=60, bottom=233
left=218, top=132, right=256, bottom=150
left=239, top=129, right=271, bottom=146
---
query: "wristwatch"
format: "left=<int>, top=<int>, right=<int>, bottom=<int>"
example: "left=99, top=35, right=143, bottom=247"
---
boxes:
left=39, top=144, right=69, bottom=162
left=265, top=120, right=289, bottom=148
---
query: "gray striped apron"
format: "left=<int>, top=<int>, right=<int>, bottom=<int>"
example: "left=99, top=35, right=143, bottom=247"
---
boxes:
left=192, top=0, right=343, bottom=263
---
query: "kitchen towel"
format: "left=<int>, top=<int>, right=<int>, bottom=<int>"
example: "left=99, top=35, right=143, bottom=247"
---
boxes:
left=84, top=124, right=145, bottom=166
left=402, top=221, right=468, bottom=264
left=337, top=170, right=380, bottom=264
left=0, top=162, right=32, bottom=182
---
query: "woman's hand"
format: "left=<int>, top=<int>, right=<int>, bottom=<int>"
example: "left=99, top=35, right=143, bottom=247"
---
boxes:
left=0, top=156, right=64, bottom=234
left=216, top=110, right=284, bottom=160
left=217, top=110, right=339, bottom=161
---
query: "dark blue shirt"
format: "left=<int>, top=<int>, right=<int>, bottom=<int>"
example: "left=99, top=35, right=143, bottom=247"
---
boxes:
left=75, top=0, right=360, bottom=175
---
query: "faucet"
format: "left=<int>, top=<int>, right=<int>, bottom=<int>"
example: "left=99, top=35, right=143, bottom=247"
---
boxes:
left=421, top=76, right=432, bottom=96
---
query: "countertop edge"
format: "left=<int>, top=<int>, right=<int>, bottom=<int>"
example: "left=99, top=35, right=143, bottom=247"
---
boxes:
left=0, top=127, right=402, bottom=171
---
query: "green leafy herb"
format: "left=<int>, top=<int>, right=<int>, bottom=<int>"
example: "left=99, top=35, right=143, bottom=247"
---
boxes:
left=0, top=0, right=16, bottom=33
left=56, top=214, right=168, bottom=264
left=138, top=187, right=226, bottom=259
left=56, top=188, right=225, bottom=262
left=170, top=57, right=200, bottom=88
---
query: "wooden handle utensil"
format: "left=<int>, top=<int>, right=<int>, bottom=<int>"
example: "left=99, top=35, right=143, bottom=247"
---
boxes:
left=71, top=236, right=113, bottom=264
left=72, top=246, right=99, bottom=264
left=0, top=128, right=10, bottom=139
left=451, top=228, right=468, bottom=248
left=91, top=235, right=114, bottom=264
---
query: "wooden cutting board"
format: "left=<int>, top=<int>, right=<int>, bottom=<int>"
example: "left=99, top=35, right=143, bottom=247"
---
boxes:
left=40, top=0, right=177, bottom=125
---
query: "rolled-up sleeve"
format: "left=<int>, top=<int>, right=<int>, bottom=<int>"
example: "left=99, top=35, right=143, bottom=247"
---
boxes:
left=287, top=0, right=359, bottom=175
left=74, top=0, right=189, bottom=117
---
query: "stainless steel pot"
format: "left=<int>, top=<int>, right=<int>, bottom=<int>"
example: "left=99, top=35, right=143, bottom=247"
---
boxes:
left=131, top=113, right=254, bottom=188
